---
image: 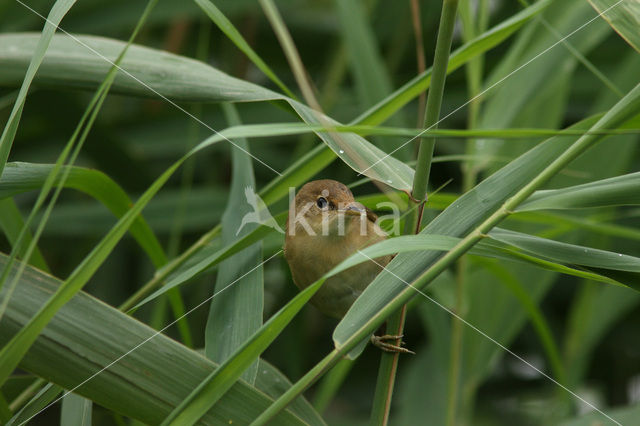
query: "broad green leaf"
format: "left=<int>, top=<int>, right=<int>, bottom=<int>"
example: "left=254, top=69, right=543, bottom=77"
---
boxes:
left=0, top=0, right=77, bottom=176
left=0, top=254, right=312, bottom=425
left=519, top=171, right=640, bottom=211
left=162, top=278, right=325, bottom=426
left=0, top=33, right=414, bottom=191
left=488, top=228, right=640, bottom=274
left=205, top=104, right=263, bottom=384
left=60, top=394, right=92, bottom=426
left=588, top=0, right=640, bottom=52
left=352, top=0, right=552, bottom=125
left=0, top=162, right=166, bottom=267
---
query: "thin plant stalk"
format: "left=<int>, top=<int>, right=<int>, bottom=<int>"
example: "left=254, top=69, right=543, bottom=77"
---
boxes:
left=449, top=1, right=489, bottom=423
left=369, top=1, right=460, bottom=425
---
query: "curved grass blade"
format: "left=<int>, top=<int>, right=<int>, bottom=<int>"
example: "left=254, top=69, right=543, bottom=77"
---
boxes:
left=0, top=199, right=48, bottom=271
left=0, top=162, right=166, bottom=267
left=330, top=234, right=626, bottom=287
left=192, top=0, right=295, bottom=98
left=518, top=171, right=640, bottom=211
left=0, top=0, right=77, bottom=176
left=588, top=0, right=640, bottom=52
left=488, top=228, right=640, bottom=273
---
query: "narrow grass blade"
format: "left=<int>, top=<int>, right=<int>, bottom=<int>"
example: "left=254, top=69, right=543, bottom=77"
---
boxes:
left=161, top=278, right=325, bottom=426
left=352, top=0, right=552, bottom=125
left=5, top=383, right=62, bottom=426
left=192, top=0, right=295, bottom=97
left=518, top=171, right=640, bottom=211
left=205, top=104, right=263, bottom=384
left=0, top=162, right=166, bottom=267
left=474, top=258, right=565, bottom=383
left=134, top=217, right=283, bottom=310
left=488, top=228, right=640, bottom=273
left=0, top=0, right=77, bottom=176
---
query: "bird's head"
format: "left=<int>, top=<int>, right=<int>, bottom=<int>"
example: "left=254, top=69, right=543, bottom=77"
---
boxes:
left=288, top=179, right=369, bottom=236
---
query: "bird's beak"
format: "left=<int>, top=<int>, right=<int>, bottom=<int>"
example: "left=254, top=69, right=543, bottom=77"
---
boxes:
left=342, top=202, right=367, bottom=217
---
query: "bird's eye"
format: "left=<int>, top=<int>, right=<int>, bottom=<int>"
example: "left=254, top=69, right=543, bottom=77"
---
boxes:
left=316, top=197, right=328, bottom=209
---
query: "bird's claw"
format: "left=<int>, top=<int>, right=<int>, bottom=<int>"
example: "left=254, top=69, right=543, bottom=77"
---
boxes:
left=370, top=334, right=415, bottom=354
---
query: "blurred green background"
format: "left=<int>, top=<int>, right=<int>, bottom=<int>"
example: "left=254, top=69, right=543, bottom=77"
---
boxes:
left=1, top=0, right=639, bottom=425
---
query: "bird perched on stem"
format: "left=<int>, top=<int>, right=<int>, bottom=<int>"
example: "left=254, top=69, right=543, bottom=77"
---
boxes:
left=284, top=179, right=412, bottom=353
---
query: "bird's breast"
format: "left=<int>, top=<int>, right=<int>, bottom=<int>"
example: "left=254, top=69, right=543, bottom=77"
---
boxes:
left=284, top=217, right=390, bottom=318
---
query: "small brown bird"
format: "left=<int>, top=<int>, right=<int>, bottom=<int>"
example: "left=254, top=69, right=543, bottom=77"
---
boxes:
left=284, top=179, right=411, bottom=353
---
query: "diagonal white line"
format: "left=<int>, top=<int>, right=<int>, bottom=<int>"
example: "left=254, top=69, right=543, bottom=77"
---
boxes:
left=358, top=250, right=622, bottom=426
left=359, top=0, right=628, bottom=177
left=19, top=250, right=283, bottom=425
left=14, top=0, right=282, bottom=176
